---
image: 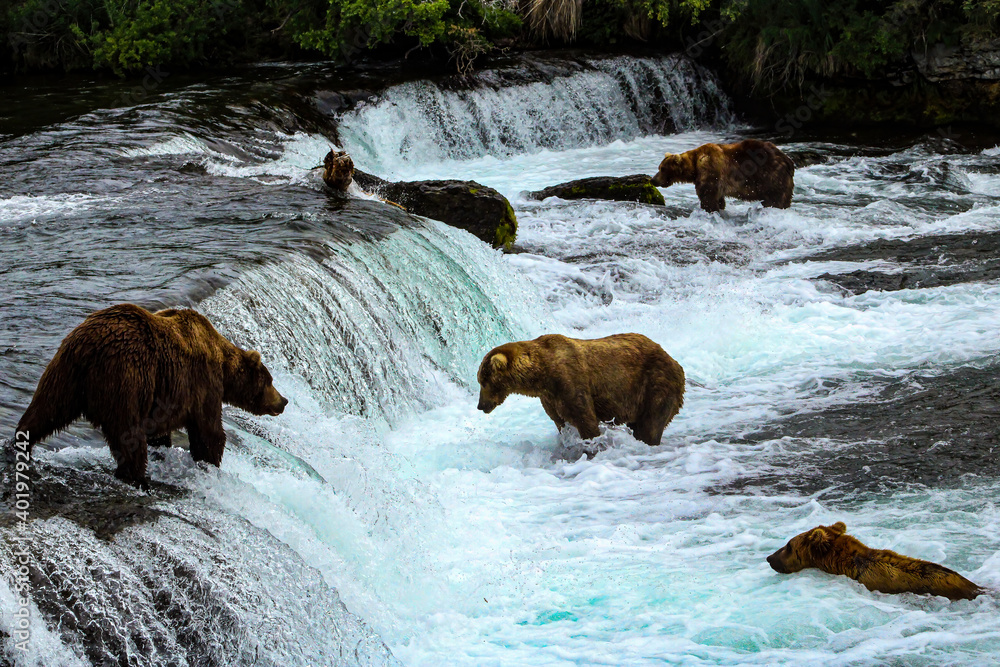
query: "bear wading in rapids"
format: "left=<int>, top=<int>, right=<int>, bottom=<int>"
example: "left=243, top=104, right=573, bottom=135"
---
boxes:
left=476, top=333, right=685, bottom=450
left=651, top=139, right=794, bottom=213
left=13, top=304, right=287, bottom=489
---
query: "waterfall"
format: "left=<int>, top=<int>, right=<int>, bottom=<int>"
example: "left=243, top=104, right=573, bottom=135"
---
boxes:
left=336, top=55, right=734, bottom=174
left=200, top=219, right=541, bottom=424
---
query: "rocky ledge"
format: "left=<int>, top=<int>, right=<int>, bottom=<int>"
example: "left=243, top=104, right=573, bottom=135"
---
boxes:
left=353, top=170, right=517, bottom=249
left=526, top=174, right=665, bottom=205
left=800, top=230, right=1000, bottom=295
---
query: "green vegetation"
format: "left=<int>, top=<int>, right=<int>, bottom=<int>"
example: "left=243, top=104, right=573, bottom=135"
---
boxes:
left=2, top=0, right=523, bottom=74
left=3, top=0, right=997, bottom=92
left=720, top=0, right=1000, bottom=92
left=495, top=200, right=518, bottom=249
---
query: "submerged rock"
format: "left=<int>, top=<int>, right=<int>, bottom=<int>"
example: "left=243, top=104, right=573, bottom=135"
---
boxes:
left=714, top=362, right=1000, bottom=498
left=801, top=230, right=1000, bottom=294
left=527, top=175, right=665, bottom=205
left=354, top=170, right=518, bottom=249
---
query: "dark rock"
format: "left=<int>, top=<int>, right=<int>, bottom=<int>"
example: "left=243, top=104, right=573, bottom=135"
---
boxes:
left=712, top=363, right=1000, bottom=499
left=527, top=174, right=665, bottom=205
left=786, top=150, right=829, bottom=169
left=354, top=170, right=517, bottom=248
left=802, top=230, right=1000, bottom=294
left=912, top=40, right=1000, bottom=82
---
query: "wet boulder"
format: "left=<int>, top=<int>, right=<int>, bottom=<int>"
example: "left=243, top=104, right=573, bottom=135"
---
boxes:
left=527, top=174, right=665, bottom=205
left=354, top=170, right=517, bottom=249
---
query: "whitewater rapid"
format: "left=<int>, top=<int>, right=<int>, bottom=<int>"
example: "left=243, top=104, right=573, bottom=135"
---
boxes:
left=3, top=54, right=999, bottom=665
left=199, top=133, right=1000, bottom=662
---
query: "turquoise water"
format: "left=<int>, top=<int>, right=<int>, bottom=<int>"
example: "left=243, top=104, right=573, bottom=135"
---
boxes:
left=2, top=54, right=999, bottom=665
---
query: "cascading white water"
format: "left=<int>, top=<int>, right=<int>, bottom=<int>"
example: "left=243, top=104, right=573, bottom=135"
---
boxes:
left=7, top=52, right=1000, bottom=667
left=201, top=220, right=542, bottom=424
left=337, top=55, right=734, bottom=176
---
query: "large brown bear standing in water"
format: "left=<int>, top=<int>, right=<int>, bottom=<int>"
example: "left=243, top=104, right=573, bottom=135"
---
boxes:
left=14, top=304, right=287, bottom=488
left=651, top=139, right=794, bottom=212
left=767, top=521, right=984, bottom=600
left=477, top=333, right=684, bottom=448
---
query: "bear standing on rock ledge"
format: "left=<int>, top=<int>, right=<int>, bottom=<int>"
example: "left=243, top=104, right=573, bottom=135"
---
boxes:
left=13, top=304, right=287, bottom=488
left=651, top=139, right=794, bottom=212
left=477, top=333, right=685, bottom=449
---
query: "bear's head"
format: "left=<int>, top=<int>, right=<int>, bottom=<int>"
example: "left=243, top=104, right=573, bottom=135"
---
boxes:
left=323, top=150, right=354, bottom=191
left=650, top=152, right=696, bottom=187
left=476, top=346, right=532, bottom=414
left=225, top=350, right=288, bottom=417
left=767, top=521, right=847, bottom=574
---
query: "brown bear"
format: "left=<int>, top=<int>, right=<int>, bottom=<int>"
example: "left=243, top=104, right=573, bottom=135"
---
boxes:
left=14, top=304, right=287, bottom=488
left=767, top=521, right=984, bottom=600
left=650, top=139, right=794, bottom=212
left=323, top=149, right=354, bottom=191
left=476, top=333, right=684, bottom=447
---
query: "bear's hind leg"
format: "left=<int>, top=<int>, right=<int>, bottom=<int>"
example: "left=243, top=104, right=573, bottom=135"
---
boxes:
left=105, top=426, right=150, bottom=490
left=148, top=433, right=171, bottom=448
left=763, top=192, right=792, bottom=209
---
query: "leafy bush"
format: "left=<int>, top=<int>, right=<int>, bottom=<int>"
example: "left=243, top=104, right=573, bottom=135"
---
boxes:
left=91, top=0, right=229, bottom=73
left=2, top=0, right=997, bottom=78
left=721, top=0, right=996, bottom=91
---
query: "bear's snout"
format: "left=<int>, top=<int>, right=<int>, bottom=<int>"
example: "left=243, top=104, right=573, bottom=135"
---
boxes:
left=477, top=398, right=496, bottom=414
left=650, top=172, right=666, bottom=187
left=766, top=550, right=788, bottom=574
left=263, top=387, right=288, bottom=416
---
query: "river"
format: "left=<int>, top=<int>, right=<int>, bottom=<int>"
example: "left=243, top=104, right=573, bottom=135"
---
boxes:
left=1, top=52, right=999, bottom=665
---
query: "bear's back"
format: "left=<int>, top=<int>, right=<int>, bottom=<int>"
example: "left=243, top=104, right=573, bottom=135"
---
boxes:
left=858, top=548, right=983, bottom=599
left=153, top=308, right=233, bottom=362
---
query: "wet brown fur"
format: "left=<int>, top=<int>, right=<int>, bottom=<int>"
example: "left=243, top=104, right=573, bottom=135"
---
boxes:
left=767, top=522, right=984, bottom=601
left=651, top=139, right=794, bottom=212
left=323, top=150, right=354, bottom=191
left=14, top=304, right=287, bottom=488
left=476, top=333, right=685, bottom=447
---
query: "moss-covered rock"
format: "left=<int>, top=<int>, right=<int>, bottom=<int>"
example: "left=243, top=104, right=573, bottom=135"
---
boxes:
left=354, top=170, right=517, bottom=249
left=527, top=175, right=665, bottom=205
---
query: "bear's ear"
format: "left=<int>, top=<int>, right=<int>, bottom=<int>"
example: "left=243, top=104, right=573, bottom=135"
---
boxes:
left=805, top=527, right=833, bottom=556
left=246, top=350, right=262, bottom=364
left=829, top=521, right=847, bottom=535
left=490, top=353, right=508, bottom=371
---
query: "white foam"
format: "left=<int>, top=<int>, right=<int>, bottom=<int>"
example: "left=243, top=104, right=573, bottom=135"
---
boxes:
left=338, top=55, right=734, bottom=178
left=119, top=134, right=210, bottom=157
left=0, top=193, right=102, bottom=224
left=25, top=76, right=1000, bottom=663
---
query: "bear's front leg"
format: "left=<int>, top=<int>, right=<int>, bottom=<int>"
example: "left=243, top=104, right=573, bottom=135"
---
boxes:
left=561, top=391, right=601, bottom=441
left=539, top=397, right=566, bottom=431
left=694, top=179, right=725, bottom=213
left=188, top=402, right=226, bottom=466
